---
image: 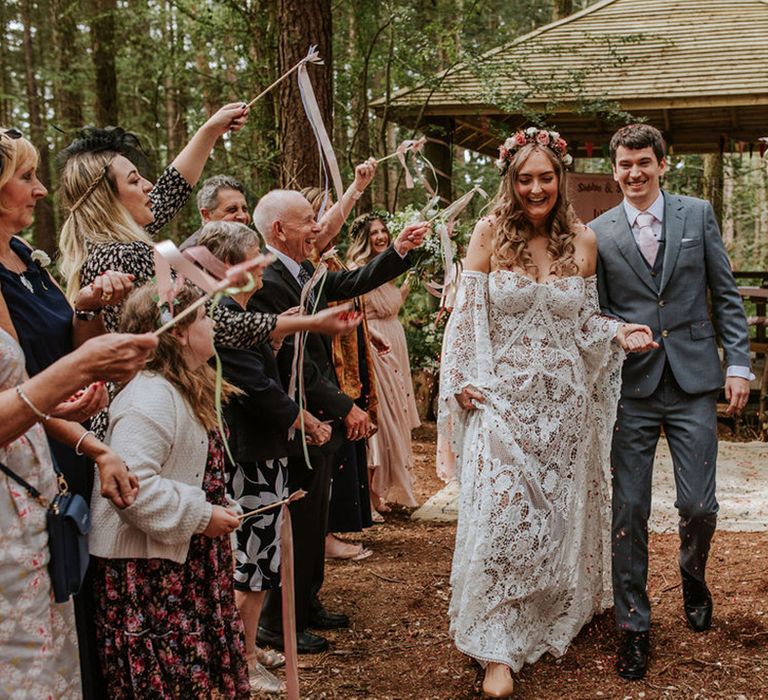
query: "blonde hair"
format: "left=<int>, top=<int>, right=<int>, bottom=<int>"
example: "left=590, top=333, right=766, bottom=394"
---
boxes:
left=118, top=282, right=239, bottom=431
left=58, top=151, right=151, bottom=301
left=491, top=143, right=579, bottom=277
left=0, top=131, right=39, bottom=216
left=346, top=213, right=389, bottom=268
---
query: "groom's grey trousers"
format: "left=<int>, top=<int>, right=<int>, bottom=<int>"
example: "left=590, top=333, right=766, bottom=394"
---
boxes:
left=610, top=363, right=718, bottom=632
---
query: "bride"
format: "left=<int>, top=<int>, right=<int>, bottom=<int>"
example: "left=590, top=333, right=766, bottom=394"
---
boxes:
left=438, top=129, right=656, bottom=697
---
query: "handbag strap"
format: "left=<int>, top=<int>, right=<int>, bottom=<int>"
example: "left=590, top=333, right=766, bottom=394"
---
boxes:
left=0, top=459, right=48, bottom=507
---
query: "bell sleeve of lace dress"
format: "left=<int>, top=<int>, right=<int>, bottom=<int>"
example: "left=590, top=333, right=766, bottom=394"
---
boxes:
left=436, top=271, right=493, bottom=482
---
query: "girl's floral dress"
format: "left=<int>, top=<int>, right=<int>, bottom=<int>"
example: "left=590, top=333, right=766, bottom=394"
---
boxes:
left=92, top=431, right=250, bottom=699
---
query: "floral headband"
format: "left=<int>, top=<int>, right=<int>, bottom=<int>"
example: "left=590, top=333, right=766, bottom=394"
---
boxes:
left=348, top=210, right=389, bottom=242
left=495, top=127, right=573, bottom=176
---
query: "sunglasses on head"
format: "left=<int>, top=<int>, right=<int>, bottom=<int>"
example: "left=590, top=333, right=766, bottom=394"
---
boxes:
left=0, top=128, right=24, bottom=172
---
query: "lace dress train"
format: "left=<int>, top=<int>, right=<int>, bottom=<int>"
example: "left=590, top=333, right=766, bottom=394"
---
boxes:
left=438, top=271, right=624, bottom=671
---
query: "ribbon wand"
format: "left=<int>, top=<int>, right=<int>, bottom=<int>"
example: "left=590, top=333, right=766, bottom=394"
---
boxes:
left=246, top=45, right=323, bottom=109
left=236, top=490, right=307, bottom=521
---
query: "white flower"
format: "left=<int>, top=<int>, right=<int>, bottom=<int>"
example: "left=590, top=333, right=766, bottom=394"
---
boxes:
left=550, top=131, right=560, bottom=140
left=31, top=249, right=51, bottom=267
left=503, top=137, right=515, bottom=149
left=562, top=154, right=573, bottom=166
left=495, top=158, right=506, bottom=171
left=525, top=127, right=537, bottom=136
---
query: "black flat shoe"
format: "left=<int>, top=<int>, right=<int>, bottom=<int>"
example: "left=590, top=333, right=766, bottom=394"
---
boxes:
left=309, top=607, right=350, bottom=630
left=257, top=626, right=330, bottom=654
left=616, top=631, right=649, bottom=680
left=681, top=568, right=713, bottom=632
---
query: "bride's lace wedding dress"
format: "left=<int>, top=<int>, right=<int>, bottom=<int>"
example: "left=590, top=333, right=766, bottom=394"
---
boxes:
left=438, top=270, right=625, bottom=671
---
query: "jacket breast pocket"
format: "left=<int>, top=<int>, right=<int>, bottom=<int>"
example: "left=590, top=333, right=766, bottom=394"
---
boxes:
left=690, top=319, right=715, bottom=340
left=681, top=238, right=701, bottom=248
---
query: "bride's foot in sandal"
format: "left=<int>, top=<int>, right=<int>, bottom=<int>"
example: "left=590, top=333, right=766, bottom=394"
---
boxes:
left=482, top=663, right=514, bottom=698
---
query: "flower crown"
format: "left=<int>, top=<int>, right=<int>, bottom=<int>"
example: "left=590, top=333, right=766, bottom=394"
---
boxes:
left=495, top=127, right=573, bottom=175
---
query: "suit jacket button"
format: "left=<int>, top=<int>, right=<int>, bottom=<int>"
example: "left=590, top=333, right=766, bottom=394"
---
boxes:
left=661, top=329, right=669, bottom=337
left=659, top=300, right=666, bottom=307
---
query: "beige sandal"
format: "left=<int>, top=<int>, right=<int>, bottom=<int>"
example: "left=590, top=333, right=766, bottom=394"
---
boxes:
left=255, top=646, right=285, bottom=670
left=247, top=658, right=285, bottom=695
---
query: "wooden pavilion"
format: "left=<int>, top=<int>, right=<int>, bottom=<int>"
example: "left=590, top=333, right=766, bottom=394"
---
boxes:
left=372, top=0, right=768, bottom=198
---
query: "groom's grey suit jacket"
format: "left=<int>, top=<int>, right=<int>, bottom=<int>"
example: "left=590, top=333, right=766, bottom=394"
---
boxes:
left=591, top=192, right=750, bottom=398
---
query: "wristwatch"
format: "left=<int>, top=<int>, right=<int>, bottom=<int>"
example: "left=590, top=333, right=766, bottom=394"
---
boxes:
left=74, top=307, right=102, bottom=321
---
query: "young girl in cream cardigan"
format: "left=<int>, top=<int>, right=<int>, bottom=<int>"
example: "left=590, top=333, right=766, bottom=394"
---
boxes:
left=88, top=282, right=251, bottom=699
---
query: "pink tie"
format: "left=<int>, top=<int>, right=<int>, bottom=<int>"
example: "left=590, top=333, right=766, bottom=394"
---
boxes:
left=635, top=212, right=659, bottom=266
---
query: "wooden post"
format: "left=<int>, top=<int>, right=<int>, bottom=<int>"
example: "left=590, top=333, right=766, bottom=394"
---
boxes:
left=423, top=118, right=454, bottom=206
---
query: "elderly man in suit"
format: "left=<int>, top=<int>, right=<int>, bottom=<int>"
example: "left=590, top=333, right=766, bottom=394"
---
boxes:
left=247, top=189, right=427, bottom=653
left=591, top=124, right=751, bottom=680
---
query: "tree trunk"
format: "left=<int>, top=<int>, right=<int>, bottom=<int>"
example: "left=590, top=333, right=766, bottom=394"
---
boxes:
left=51, top=0, right=84, bottom=135
left=423, top=118, right=454, bottom=206
left=21, top=0, right=56, bottom=254
left=703, top=153, right=724, bottom=230
left=0, top=1, right=12, bottom=126
left=277, top=0, right=332, bottom=189
left=90, top=0, right=119, bottom=125
left=552, top=0, right=574, bottom=20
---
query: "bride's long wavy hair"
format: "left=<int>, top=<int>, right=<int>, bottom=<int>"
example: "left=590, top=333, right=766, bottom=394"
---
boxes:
left=491, top=143, right=580, bottom=277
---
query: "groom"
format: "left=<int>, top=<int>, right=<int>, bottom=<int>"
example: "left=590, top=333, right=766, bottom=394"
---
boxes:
left=591, top=124, right=751, bottom=680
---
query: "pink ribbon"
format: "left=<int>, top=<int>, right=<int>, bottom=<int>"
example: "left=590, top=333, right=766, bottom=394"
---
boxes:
left=396, top=137, right=427, bottom=190
left=297, top=45, right=344, bottom=206
left=279, top=504, right=300, bottom=700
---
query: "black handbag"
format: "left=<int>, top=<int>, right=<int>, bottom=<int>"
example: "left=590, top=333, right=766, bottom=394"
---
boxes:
left=0, top=459, right=91, bottom=603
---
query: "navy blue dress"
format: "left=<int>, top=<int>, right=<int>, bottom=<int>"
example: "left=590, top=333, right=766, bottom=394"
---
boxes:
left=0, top=237, right=93, bottom=495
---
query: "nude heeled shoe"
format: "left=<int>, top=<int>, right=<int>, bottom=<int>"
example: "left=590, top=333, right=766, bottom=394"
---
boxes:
left=482, top=663, right=514, bottom=698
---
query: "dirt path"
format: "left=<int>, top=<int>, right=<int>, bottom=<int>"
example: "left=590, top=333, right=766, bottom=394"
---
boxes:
left=276, top=425, right=768, bottom=699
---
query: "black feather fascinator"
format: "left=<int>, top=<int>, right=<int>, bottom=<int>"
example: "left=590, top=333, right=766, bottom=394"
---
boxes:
left=56, top=126, right=153, bottom=177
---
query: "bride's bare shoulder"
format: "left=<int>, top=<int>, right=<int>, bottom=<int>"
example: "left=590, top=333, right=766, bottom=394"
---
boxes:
left=465, top=216, right=496, bottom=273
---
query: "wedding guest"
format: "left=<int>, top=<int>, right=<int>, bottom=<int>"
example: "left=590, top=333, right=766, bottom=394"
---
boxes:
left=592, top=124, right=752, bottom=680
left=178, top=175, right=251, bottom=251
left=303, top=170, right=381, bottom=558
left=0, top=329, right=156, bottom=699
left=347, top=212, right=421, bottom=514
left=89, top=282, right=249, bottom=698
left=197, top=220, right=332, bottom=693
left=198, top=174, right=250, bottom=225
left=438, top=128, right=654, bottom=697
left=248, top=189, right=427, bottom=653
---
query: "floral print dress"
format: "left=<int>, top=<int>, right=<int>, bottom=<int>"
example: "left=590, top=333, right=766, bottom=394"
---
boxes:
left=0, top=329, right=81, bottom=699
left=91, top=430, right=250, bottom=699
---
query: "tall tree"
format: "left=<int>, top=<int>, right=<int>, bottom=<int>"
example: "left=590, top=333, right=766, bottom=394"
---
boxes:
left=276, top=0, right=332, bottom=189
left=552, top=0, right=574, bottom=19
left=21, top=0, right=56, bottom=253
left=90, top=0, right=119, bottom=125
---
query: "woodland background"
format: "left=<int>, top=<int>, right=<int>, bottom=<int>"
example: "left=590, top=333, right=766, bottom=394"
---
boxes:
left=2, top=0, right=767, bottom=368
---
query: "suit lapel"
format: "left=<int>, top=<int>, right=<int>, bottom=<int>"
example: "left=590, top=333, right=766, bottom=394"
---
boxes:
left=609, top=204, right=658, bottom=295
left=658, top=192, right=686, bottom=295
left=271, top=258, right=303, bottom=301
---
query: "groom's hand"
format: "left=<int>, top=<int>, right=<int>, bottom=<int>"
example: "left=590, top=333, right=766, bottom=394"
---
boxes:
left=724, top=376, right=750, bottom=415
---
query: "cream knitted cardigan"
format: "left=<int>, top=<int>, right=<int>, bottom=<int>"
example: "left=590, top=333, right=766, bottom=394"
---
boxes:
left=89, top=371, right=213, bottom=563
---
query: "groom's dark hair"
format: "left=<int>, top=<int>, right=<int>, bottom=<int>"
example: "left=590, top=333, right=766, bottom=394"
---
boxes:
left=609, top=124, right=666, bottom=164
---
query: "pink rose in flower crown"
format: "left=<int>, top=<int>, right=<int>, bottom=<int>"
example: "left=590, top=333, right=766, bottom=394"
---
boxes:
left=535, top=130, right=551, bottom=146
left=513, top=131, right=527, bottom=147
left=498, top=145, right=509, bottom=159
left=555, top=137, right=568, bottom=153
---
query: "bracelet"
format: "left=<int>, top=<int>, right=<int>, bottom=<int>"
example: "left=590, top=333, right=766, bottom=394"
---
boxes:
left=16, top=385, right=50, bottom=422
left=74, top=307, right=102, bottom=322
left=75, top=430, right=95, bottom=456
